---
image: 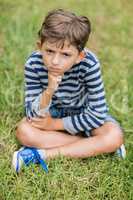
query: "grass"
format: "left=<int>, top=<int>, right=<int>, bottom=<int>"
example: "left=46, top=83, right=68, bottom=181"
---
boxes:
left=0, top=0, right=132, bottom=199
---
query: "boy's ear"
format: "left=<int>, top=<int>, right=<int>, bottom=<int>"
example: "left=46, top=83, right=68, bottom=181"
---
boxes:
left=76, top=51, right=85, bottom=64
left=36, top=40, right=42, bottom=50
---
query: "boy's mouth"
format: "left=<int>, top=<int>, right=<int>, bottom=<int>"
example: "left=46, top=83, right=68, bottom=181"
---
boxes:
left=49, top=67, right=63, bottom=73
left=48, top=68, right=64, bottom=76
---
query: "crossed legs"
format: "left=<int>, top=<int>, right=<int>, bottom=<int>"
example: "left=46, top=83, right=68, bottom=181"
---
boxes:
left=16, top=118, right=123, bottom=159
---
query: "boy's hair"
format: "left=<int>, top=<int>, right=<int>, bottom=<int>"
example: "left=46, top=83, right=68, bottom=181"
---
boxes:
left=38, top=9, right=91, bottom=51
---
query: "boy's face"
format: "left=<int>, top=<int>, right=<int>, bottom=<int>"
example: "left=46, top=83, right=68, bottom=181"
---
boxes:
left=38, top=40, right=83, bottom=76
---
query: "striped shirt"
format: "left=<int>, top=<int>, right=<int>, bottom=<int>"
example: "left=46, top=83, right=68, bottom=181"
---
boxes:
left=24, top=48, right=109, bottom=135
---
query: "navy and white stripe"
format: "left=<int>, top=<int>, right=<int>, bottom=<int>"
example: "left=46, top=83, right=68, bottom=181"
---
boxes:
left=24, top=49, right=109, bottom=134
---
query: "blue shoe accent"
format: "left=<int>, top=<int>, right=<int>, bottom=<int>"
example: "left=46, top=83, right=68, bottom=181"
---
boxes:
left=12, top=147, right=48, bottom=173
left=31, top=148, right=48, bottom=173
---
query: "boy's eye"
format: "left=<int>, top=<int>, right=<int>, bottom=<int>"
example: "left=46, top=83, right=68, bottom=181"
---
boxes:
left=62, top=53, right=71, bottom=57
left=46, top=49, right=54, bottom=54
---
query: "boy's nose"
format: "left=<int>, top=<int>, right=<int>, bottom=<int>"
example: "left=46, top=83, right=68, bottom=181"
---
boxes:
left=52, top=54, right=60, bottom=66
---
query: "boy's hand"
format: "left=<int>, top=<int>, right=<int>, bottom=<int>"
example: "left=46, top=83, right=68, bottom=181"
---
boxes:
left=28, top=116, right=64, bottom=131
left=39, top=72, right=63, bottom=109
left=47, top=71, right=63, bottom=93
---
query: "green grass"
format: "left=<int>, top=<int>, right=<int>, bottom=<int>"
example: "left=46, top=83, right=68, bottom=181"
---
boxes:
left=0, top=0, right=132, bottom=199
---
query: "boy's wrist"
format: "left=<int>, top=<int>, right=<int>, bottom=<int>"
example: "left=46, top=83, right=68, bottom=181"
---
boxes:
left=54, top=118, right=64, bottom=130
left=46, top=87, right=55, bottom=96
left=40, top=88, right=53, bottom=109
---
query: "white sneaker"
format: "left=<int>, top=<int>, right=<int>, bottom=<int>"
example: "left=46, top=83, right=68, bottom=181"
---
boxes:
left=116, top=144, right=126, bottom=158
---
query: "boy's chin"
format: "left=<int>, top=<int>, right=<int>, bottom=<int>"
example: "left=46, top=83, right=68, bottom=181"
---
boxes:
left=48, top=71, right=64, bottom=76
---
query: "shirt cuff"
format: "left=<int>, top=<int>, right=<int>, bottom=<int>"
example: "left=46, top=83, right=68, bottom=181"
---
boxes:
left=62, top=116, right=79, bottom=135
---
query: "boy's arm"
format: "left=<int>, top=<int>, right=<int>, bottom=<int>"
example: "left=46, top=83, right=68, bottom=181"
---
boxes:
left=24, top=58, right=52, bottom=118
left=39, top=72, right=62, bottom=110
left=29, top=114, right=65, bottom=131
left=61, top=61, right=108, bottom=135
left=25, top=54, right=63, bottom=119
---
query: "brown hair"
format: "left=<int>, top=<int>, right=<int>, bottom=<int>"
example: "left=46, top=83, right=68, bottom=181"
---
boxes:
left=38, top=9, right=91, bottom=51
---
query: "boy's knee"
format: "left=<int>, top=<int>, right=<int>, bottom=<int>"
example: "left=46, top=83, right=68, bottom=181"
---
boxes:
left=16, top=118, right=32, bottom=146
left=92, top=122, right=124, bottom=152
left=103, top=125, right=124, bottom=152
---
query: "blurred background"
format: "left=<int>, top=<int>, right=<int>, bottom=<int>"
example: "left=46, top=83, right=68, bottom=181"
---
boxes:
left=0, top=0, right=132, bottom=199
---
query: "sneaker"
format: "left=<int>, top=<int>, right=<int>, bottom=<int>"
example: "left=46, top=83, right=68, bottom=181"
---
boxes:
left=12, top=146, right=48, bottom=173
left=116, top=144, right=126, bottom=159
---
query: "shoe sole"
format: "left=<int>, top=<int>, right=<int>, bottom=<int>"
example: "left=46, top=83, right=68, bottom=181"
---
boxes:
left=12, top=149, right=23, bottom=172
left=116, top=144, right=126, bottom=158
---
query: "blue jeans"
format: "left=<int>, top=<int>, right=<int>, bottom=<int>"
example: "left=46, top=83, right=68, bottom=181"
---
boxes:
left=49, top=106, right=84, bottom=118
left=49, top=105, right=123, bottom=136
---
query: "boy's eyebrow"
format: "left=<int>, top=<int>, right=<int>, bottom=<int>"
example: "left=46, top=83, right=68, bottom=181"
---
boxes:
left=61, top=50, right=73, bottom=54
left=45, top=47, right=73, bottom=54
left=45, top=47, right=55, bottom=51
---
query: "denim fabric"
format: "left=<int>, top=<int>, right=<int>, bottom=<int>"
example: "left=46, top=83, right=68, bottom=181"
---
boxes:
left=49, top=105, right=123, bottom=137
left=49, top=106, right=84, bottom=118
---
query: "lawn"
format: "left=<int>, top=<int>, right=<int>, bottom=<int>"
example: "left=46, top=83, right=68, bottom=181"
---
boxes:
left=0, top=0, right=132, bottom=199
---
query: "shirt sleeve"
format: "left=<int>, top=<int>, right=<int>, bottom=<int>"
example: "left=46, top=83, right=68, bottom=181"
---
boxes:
left=24, top=60, right=51, bottom=118
left=62, top=61, right=108, bottom=136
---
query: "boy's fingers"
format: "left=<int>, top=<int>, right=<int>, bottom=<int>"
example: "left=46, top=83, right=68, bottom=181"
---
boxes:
left=28, top=112, right=51, bottom=123
left=31, top=122, right=42, bottom=129
left=31, top=117, right=44, bottom=122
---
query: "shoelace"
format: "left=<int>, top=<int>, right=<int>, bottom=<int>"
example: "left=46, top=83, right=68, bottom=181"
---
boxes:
left=31, top=148, right=48, bottom=173
left=17, top=147, right=48, bottom=173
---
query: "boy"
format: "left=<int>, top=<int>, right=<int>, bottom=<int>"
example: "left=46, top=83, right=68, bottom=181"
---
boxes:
left=12, top=9, right=126, bottom=173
